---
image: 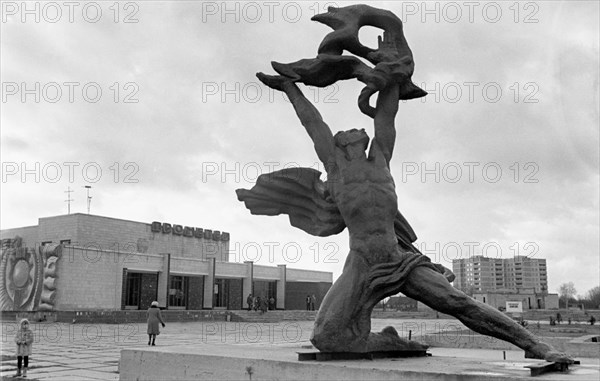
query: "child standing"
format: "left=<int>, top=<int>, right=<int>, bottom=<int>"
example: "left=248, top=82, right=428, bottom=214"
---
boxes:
left=14, top=318, right=34, bottom=377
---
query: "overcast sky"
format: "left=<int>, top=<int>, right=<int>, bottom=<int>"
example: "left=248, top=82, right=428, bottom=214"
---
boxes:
left=1, top=1, right=598, bottom=296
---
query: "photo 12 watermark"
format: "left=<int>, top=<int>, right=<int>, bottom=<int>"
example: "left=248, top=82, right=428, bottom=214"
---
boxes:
left=1, top=162, right=140, bottom=184
left=415, top=81, right=539, bottom=104
left=395, top=321, right=499, bottom=345
left=63, top=242, right=142, bottom=265
left=416, top=241, right=541, bottom=263
left=396, top=1, right=540, bottom=24
left=201, top=81, right=339, bottom=104
left=1, top=1, right=140, bottom=23
left=1, top=322, right=140, bottom=344
left=201, top=161, right=323, bottom=184
left=229, top=241, right=340, bottom=264
left=200, top=2, right=339, bottom=24
left=399, top=162, right=540, bottom=184
left=2, top=82, right=139, bottom=103
left=199, top=322, right=305, bottom=344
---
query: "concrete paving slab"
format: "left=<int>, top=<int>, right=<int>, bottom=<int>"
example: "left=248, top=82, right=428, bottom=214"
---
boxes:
left=29, top=361, right=62, bottom=367
left=60, top=362, right=111, bottom=369
left=57, top=353, right=100, bottom=359
left=33, top=356, right=66, bottom=362
left=94, top=355, right=119, bottom=360
left=31, top=375, right=100, bottom=381
left=30, top=369, right=120, bottom=380
left=23, top=365, right=74, bottom=373
left=90, top=365, right=119, bottom=372
left=50, top=357, right=105, bottom=365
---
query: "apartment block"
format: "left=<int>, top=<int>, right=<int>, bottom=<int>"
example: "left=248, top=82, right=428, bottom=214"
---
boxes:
left=452, top=255, right=548, bottom=294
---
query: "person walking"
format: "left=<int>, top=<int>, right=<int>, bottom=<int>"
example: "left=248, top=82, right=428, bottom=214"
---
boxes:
left=246, top=294, right=253, bottom=311
left=311, top=294, right=317, bottom=311
left=147, top=301, right=165, bottom=346
left=14, top=318, right=34, bottom=377
left=260, top=296, right=268, bottom=314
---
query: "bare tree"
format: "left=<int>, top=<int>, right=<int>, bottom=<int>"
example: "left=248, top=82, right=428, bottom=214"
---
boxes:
left=558, top=282, right=577, bottom=309
left=584, top=286, right=600, bottom=309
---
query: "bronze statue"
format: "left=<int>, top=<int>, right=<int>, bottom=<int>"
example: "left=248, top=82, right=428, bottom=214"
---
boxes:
left=237, top=4, right=571, bottom=363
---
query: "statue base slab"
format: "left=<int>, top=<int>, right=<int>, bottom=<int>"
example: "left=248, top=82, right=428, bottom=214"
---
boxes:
left=119, top=343, right=598, bottom=380
left=297, top=349, right=429, bottom=361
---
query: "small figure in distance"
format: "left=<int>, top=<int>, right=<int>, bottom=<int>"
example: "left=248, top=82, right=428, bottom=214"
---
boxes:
left=246, top=293, right=253, bottom=311
left=147, top=301, right=166, bottom=346
left=14, top=318, right=34, bottom=378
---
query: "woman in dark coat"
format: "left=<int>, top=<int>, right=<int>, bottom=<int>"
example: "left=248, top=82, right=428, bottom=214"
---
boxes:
left=147, top=301, right=165, bottom=345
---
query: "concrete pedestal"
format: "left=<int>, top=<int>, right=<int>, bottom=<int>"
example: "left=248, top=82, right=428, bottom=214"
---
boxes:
left=120, top=343, right=600, bottom=380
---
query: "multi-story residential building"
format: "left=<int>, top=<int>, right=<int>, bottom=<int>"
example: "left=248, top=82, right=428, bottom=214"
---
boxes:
left=452, top=255, right=548, bottom=294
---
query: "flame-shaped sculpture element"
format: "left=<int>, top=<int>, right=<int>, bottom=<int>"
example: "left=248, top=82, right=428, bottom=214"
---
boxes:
left=267, top=4, right=426, bottom=118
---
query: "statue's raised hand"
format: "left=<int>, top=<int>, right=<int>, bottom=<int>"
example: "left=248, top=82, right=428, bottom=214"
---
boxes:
left=367, top=32, right=402, bottom=63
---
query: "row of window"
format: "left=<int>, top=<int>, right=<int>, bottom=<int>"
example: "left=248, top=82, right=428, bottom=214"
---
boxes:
left=125, top=273, right=191, bottom=308
left=124, top=273, right=277, bottom=309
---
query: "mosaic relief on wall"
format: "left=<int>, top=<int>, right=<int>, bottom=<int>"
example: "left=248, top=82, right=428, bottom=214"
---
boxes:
left=0, top=236, right=61, bottom=311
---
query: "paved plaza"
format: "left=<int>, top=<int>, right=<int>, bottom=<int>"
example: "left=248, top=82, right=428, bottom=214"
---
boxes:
left=0, top=318, right=468, bottom=380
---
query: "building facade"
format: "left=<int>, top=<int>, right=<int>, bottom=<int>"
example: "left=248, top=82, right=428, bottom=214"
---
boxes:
left=472, top=289, right=559, bottom=311
left=0, top=214, right=332, bottom=312
left=452, top=255, right=548, bottom=294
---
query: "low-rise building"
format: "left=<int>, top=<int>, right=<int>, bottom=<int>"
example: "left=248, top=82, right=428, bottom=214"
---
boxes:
left=0, top=213, right=332, bottom=312
left=473, top=288, right=559, bottom=311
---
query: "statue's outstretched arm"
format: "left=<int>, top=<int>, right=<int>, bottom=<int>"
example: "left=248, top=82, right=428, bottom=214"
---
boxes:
left=368, top=33, right=404, bottom=164
left=257, top=73, right=335, bottom=167
left=372, top=83, right=400, bottom=165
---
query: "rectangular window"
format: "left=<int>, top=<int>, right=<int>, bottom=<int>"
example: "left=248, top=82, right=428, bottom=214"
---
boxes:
left=169, top=276, right=187, bottom=308
left=268, top=281, right=277, bottom=301
left=213, top=278, right=228, bottom=308
left=125, top=273, right=142, bottom=308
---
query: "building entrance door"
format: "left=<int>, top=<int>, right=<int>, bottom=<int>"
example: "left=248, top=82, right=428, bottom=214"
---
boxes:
left=214, top=278, right=229, bottom=308
left=125, top=273, right=142, bottom=309
left=169, top=275, right=188, bottom=309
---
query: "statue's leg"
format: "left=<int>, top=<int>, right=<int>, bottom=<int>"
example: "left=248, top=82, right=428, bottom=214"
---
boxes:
left=311, top=253, right=371, bottom=352
left=400, top=266, right=574, bottom=363
left=311, top=253, right=428, bottom=352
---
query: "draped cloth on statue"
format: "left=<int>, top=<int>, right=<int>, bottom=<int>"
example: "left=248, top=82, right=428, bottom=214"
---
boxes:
left=236, top=168, right=344, bottom=237
left=236, top=167, right=443, bottom=289
left=236, top=167, right=419, bottom=242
